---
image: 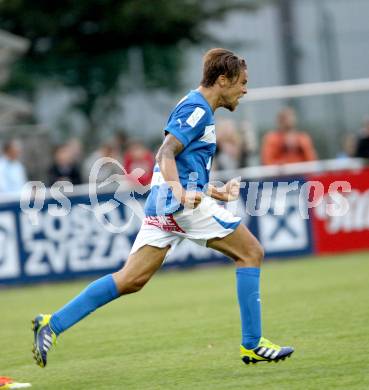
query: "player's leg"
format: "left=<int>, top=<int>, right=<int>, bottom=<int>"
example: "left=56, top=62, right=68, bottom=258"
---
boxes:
left=207, top=223, right=263, bottom=268
left=32, top=245, right=169, bottom=367
left=207, top=224, right=294, bottom=364
left=50, top=245, right=169, bottom=333
left=207, top=224, right=263, bottom=348
left=113, top=244, right=170, bottom=294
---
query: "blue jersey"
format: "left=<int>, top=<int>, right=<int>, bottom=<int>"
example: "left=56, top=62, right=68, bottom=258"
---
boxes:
left=145, top=90, right=216, bottom=216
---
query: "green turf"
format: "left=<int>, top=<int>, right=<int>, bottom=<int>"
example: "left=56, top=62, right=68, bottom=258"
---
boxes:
left=1, top=252, right=369, bottom=390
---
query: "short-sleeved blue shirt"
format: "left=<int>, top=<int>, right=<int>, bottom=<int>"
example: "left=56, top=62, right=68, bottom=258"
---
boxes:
left=144, top=90, right=216, bottom=216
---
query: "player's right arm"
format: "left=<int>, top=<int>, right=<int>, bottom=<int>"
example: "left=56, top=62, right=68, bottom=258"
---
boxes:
left=156, top=134, right=202, bottom=208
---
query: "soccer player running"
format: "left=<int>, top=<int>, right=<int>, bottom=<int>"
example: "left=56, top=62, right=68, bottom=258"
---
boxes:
left=32, top=48, right=294, bottom=367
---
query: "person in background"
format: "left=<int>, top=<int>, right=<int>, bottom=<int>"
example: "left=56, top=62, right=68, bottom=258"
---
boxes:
left=48, top=144, right=82, bottom=186
left=239, top=120, right=258, bottom=167
left=336, top=133, right=356, bottom=160
left=355, top=118, right=369, bottom=158
left=82, top=140, right=121, bottom=183
left=123, top=140, right=155, bottom=186
left=214, top=119, right=242, bottom=171
left=0, top=139, right=27, bottom=194
left=114, top=129, right=129, bottom=155
left=261, top=107, right=317, bottom=165
left=66, top=138, right=83, bottom=166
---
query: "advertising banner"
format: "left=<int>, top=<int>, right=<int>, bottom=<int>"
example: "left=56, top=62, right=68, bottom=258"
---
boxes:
left=5, top=169, right=369, bottom=285
left=241, top=177, right=313, bottom=258
left=308, top=168, right=369, bottom=254
left=0, top=191, right=227, bottom=286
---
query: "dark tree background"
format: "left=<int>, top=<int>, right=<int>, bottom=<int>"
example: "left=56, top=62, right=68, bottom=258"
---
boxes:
left=0, top=0, right=260, bottom=144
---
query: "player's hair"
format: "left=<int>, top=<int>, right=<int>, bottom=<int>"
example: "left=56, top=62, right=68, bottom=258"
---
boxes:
left=200, top=48, right=247, bottom=87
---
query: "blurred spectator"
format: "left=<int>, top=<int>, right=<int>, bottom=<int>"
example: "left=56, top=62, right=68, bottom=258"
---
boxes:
left=239, top=120, right=258, bottom=167
left=0, top=139, right=27, bottom=193
left=66, top=138, right=83, bottom=164
left=261, top=107, right=317, bottom=165
left=123, top=140, right=155, bottom=186
left=355, top=119, right=369, bottom=158
left=214, top=119, right=242, bottom=170
left=48, top=144, right=82, bottom=186
left=83, top=140, right=121, bottom=183
left=114, top=130, right=129, bottom=154
left=337, top=134, right=356, bottom=159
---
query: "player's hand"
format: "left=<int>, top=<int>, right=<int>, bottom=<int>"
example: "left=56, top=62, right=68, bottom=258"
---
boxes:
left=224, top=178, right=241, bottom=201
left=181, top=190, right=203, bottom=208
left=207, top=179, right=241, bottom=202
left=171, top=184, right=203, bottom=208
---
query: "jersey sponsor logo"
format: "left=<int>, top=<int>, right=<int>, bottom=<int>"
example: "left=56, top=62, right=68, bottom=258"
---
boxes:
left=186, top=107, right=205, bottom=128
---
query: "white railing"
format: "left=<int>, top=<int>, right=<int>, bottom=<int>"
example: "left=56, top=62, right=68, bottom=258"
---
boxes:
left=244, top=78, right=369, bottom=102
left=213, top=158, right=366, bottom=181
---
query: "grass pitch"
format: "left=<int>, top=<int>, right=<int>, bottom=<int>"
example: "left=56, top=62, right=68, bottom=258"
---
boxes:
left=1, top=252, right=369, bottom=390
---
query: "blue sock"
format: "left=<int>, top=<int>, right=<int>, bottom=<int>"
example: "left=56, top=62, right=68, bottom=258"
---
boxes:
left=236, top=267, right=261, bottom=349
left=50, top=274, right=119, bottom=335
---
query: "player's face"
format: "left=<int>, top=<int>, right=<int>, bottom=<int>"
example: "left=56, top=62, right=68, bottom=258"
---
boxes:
left=222, top=69, right=248, bottom=112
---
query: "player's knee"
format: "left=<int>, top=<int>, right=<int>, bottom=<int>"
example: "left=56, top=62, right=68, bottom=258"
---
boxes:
left=130, top=275, right=151, bottom=293
left=250, top=242, right=264, bottom=266
left=237, top=241, right=264, bottom=267
left=115, top=273, right=149, bottom=294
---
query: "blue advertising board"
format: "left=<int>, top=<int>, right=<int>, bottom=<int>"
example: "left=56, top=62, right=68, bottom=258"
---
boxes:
left=242, top=177, right=314, bottom=258
left=0, top=179, right=313, bottom=286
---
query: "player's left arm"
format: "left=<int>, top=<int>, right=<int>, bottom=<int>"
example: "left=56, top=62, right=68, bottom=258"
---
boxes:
left=206, top=178, right=241, bottom=202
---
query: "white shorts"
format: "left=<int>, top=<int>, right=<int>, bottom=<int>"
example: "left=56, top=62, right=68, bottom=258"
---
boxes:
left=130, top=196, right=241, bottom=257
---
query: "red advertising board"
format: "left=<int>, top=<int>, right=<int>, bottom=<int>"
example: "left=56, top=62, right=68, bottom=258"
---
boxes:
left=308, top=168, right=369, bottom=254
